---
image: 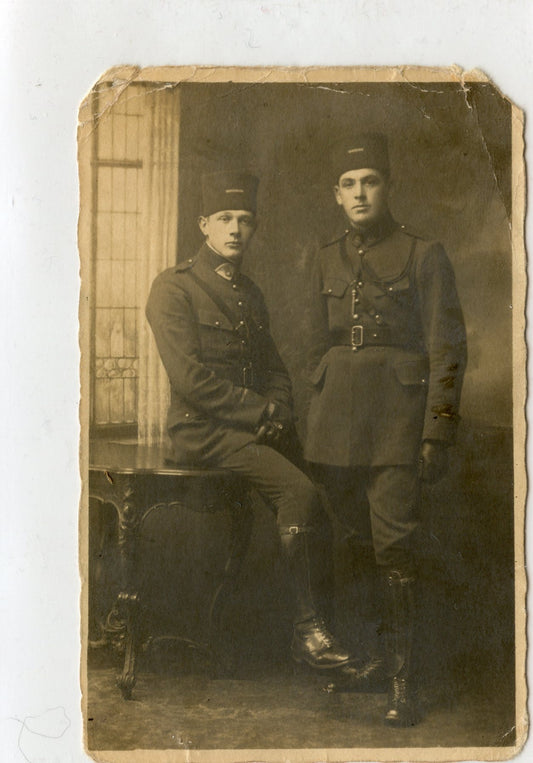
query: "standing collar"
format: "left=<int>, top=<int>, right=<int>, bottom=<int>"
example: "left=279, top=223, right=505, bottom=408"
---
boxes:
left=348, top=212, right=398, bottom=248
left=198, top=242, right=242, bottom=280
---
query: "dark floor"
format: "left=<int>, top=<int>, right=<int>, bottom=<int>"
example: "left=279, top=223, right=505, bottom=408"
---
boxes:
left=86, top=655, right=516, bottom=753
left=87, top=425, right=518, bottom=754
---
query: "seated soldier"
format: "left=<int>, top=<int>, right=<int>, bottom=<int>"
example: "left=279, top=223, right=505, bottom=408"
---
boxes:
left=146, top=170, right=353, bottom=671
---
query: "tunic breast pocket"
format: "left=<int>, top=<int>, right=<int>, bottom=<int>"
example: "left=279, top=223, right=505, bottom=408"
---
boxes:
left=197, top=309, right=238, bottom=355
left=197, top=308, right=234, bottom=331
left=371, top=274, right=411, bottom=302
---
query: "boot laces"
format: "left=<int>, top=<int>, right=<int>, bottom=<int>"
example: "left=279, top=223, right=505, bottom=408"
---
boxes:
left=391, top=676, right=409, bottom=703
left=312, top=617, right=334, bottom=647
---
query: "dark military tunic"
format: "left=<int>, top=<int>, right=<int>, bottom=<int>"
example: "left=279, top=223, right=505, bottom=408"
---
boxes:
left=146, top=243, right=323, bottom=530
left=146, top=243, right=292, bottom=465
left=305, top=215, right=467, bottom=468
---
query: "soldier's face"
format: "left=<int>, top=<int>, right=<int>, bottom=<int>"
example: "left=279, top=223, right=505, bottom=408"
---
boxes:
left=334, top=168, right=389, bottom=228
left=199, top=210, right=256, bottom=260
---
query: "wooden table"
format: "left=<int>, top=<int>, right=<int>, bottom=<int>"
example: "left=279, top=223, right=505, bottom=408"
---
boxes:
left=88, top=441, right=253, bottom=699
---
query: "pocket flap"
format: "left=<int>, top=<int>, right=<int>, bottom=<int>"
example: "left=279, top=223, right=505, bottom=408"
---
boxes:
left=322, top=278, right=350, bottom=298
left=197, top=308, right=234, bottom=331
left=370, top=275, right=410, bottom=298
left=385, top=275, right=410, bottom=294
left=394, top=357, right=429, bottom=386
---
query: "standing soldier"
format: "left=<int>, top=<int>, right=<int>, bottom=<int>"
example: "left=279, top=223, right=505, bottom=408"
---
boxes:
left=305, top=134, right=467, bottom=725
left=146, top=170, right=353, bottom=673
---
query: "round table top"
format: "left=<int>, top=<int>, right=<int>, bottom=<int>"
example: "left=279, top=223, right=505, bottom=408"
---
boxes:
left=89, top=440, right=233, bottom=478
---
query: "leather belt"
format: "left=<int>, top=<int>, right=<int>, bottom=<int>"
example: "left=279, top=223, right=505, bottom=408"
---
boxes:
left=332, top=325, right=408, bottom=351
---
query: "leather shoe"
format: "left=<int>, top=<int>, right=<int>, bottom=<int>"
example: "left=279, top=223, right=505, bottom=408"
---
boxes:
left=292, top=617, right=355, bottom=670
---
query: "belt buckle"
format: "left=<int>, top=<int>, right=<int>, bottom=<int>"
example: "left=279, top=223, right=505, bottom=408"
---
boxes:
left=351, top=325, right=363, bottom=349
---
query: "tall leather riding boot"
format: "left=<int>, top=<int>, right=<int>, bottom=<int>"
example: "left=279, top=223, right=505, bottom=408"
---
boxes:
left=280, top=526, right=355, bottom=670
left=314, top=513, right=336, bottom=627
left=330, top=542, right=390, bottom=692
left=352, top=544, right=384, bottom=645
left=383, top=568, right=419, bottom=727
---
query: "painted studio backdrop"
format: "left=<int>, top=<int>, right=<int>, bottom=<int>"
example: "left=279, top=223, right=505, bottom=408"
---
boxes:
left=85, top=78, right=514, bottom=738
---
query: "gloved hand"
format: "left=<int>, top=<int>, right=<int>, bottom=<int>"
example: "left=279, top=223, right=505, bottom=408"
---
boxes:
left=268, top=399, right=293, bottom=428
left=255, top=401, right=292, bottom=446
left=418, top=440, right=449, bottom=483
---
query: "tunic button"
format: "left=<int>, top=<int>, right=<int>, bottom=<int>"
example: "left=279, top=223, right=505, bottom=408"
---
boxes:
left=232, top=284, right=238, bottom=290
left=237, top=300, right=243, bottom=307
left=215, top=320, right=220, bottom=327
left=372, top=333, right=378, bottom=338
left=358, top=281, right=363, bottom=287
left=358, top=249, right=364, bottom=255
left=258, top=324, right=263, bottom=330
left=388, top=287, right=393, bottom=292
left=327, top=288, right=332, bottom=294
left=353, top=314, right=359, bottom=319
left=239, top=320, right=245, bottom=326
left=421, top=378, right=426, bottom=383
left=187, top=258, right=193, bottom=263
left=354, top=298, right=360, bottom=304
left=241, top=340, right=246, bottom=345
left=185, top=413, right=190, bottom=418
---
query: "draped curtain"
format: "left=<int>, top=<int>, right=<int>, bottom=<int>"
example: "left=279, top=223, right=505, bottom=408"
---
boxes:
left=137, top=87, right=180, bottom=445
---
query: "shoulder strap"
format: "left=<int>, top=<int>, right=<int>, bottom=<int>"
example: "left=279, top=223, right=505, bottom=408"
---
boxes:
left=320, top=230, right=349, bottom=250
left=186, top=269, right=238, bottom=327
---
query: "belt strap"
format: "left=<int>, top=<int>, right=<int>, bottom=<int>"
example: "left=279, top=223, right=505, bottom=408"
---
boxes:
left=279, top=525, right=316, bottom=536
left=186, top=269, right=239, bottom=327
left=332, top=325, right=410, bottom=349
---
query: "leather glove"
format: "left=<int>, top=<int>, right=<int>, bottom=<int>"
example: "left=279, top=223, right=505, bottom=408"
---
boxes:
left=255, top=401, right=291, bottom=446
left=418, top=440, right=449, bottom=483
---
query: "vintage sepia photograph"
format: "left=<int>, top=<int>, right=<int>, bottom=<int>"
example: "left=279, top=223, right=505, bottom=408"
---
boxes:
left=78, top=66, right=526, bottom=761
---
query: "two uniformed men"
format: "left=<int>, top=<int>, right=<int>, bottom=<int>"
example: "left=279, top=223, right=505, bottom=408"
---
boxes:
left=305, top=133, right=467, bottom=725
left=146, top=171, right=353, bottom=674
left=147, top=138, right=467, bottom=727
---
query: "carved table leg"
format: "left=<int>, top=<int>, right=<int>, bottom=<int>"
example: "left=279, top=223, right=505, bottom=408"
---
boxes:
left=115, top=475, right=141, bottom=700
left=116, top=591, right=139, bottom=699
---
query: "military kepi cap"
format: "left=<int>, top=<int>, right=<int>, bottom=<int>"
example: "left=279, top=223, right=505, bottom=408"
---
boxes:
left=331, top=133, right=390, bottom=182
left=201, top=171, right=259, bottom=217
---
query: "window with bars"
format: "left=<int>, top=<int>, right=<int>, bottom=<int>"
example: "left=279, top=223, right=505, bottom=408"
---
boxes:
left=91, top=83, right=145, bottom=432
